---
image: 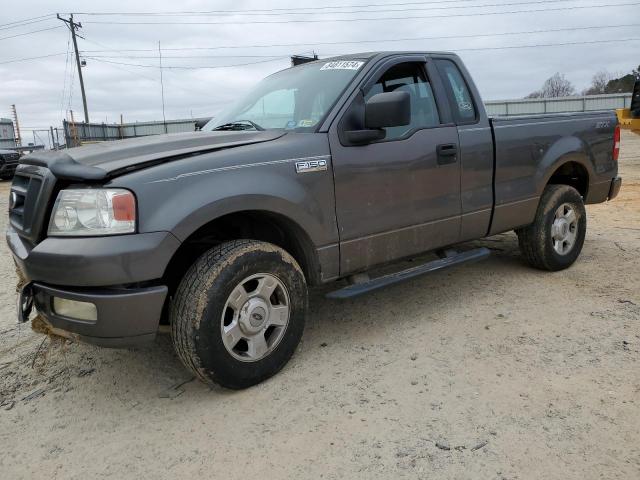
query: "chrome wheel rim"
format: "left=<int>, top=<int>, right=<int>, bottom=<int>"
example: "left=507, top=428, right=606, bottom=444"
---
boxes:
left=221, top=273, right=290, bottom=362
left=551, top=203, right=578, bottom=255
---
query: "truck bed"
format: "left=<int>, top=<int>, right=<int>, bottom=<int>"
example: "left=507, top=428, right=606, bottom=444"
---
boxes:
left=488, top=110, right=618, bottom=235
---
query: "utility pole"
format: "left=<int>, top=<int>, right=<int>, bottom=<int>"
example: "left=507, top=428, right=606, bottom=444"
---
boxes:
left=10, top=104, right=21, bottom=147
left=57, top=14, right=89, bottom=123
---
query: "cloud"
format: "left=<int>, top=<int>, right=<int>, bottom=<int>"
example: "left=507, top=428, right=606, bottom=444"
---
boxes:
left=1, top=0, right=638, bottom=146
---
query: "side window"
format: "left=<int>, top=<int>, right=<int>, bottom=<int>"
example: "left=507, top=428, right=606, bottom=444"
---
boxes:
left=364, top=62, right=440, bottom=141
left=435, top=59, right=477, bottom=123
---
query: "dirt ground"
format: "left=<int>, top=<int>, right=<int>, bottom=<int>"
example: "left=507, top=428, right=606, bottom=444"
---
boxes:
left=0, top=132, right=638, bottom=480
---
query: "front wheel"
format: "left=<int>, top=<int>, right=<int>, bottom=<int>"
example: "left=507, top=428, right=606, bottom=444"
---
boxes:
left=170, top=240, right=307, bottom=389
left=516, top=184, right=587, bottom=271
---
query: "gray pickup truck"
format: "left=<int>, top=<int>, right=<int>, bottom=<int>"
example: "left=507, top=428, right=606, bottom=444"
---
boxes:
left=0, top=149, right=20, bottom=180
left=8, top=52, right=621, bottom=388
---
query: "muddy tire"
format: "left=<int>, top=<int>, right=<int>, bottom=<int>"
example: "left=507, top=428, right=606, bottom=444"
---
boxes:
left=516, top=185, right=587, bottom=271
left=170, top=240, right=307, bottom=389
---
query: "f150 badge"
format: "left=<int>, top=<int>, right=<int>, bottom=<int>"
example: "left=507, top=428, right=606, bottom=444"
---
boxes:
left=295, top=158, right=328, bottom=173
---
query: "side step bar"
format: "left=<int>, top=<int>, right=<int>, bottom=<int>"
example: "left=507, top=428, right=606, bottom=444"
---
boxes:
left=326, top=247, right=490, bottom=300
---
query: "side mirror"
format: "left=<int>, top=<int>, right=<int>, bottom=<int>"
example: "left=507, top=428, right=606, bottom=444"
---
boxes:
left=365, top=91, right=411, bottom=129
left=344, top=91, right=411, bottom=145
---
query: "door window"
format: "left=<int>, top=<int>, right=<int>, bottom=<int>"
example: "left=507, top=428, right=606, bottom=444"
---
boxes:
left=435, top=59, right=477, bottom=123
left=364, top=62, right=440, bottom=140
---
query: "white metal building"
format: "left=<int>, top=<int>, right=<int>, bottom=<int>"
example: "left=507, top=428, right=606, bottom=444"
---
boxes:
left=0, top=118, right=16, bottom=150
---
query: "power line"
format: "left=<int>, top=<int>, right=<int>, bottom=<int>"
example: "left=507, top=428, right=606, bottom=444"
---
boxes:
left=67, top=51, right=77, bottom=119
left=86, top=54, right=294, bottom=59
left=77, top=23, right=640, bottom=54
left=0, top=13, right=54, bottom=28
left=71, top=0, right=541, bottom=14
left=455, top=36, right=640, bottom=51
left=83, top=37, right=640, bottom=69
left=80, top=35, right=152, bottom=58
left=0, top=52, right=67, bottom=65
left=83, top=56, right=293, bottom=69
left=58, top=30, right=72, bottom=125
left=80, top=35, right=304, bottom=82
left=0, top=16, right=56, bottom=31
left=0, top=25, right=63, bottom=42
left=82, top=2, right=640, bottom=25
left=324, top=37, right=640, bottom=55
left=73, top=0, right=581, bottom=17
left=86, top=56, right=161, bottom=82
left=2, top=24, right=637, bottom=68
left=78, top=37, right=161, bottom=82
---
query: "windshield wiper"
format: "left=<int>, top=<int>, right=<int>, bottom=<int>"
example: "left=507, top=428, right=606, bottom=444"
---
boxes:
left=212, top=120, right=265, bottom=131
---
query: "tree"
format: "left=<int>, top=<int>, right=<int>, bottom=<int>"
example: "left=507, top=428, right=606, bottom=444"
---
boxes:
left=603, top=66, right=638, bottom=93
left=582, top=65, right=640, bottom=95
left=583, top=70, right=612, bottom=95
left=526, top=73, right=576, bottom=98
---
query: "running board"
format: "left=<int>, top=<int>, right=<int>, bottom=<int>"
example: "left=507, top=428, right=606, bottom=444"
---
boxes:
left=325, top=247, right=490, bottom=300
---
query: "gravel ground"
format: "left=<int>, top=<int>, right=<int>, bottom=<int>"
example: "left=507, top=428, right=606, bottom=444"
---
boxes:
left=0, top=132, right=638, bottom=480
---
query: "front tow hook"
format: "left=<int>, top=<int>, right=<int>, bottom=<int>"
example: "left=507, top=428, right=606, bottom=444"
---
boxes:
left=17, top=283, right=34, bottom=323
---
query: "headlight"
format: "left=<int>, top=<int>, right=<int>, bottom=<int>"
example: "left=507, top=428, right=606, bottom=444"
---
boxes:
left=48, top=189, right=136, bottom=236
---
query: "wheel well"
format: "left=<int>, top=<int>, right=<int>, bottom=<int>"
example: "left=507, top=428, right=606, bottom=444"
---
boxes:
left=546, top=161, right=589, bottom=197
left=163, top=211, right=319, bottom=298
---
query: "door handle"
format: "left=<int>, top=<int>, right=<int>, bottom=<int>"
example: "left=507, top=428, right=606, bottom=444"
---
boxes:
left=436, top=143, right=458, bottom=165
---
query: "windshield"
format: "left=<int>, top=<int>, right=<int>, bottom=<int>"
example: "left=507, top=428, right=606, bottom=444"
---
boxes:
left=203, top=59, right=367, bottom=132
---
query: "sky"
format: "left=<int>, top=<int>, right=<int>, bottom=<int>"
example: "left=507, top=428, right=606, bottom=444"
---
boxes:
left=0, top=0, right=639, bottom=147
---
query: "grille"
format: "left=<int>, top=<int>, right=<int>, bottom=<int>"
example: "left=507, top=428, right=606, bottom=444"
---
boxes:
left=9, top=167, right=56, bottom=244
left=1, top=153, right=20, bottom=164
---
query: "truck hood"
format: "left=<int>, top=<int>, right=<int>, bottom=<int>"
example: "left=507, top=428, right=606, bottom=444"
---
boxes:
left=19, top=130, right=285, bottom=181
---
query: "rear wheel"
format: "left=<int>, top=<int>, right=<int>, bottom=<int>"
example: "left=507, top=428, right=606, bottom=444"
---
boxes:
left=170, top=240, right=307, bottom=389
left=516, top=185, right=586, bottom=271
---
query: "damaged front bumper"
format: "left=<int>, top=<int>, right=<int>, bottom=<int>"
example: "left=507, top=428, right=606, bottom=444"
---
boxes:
left=7, top=225, right=178, bottom=347
left=17, top=281, right=167, bottom=347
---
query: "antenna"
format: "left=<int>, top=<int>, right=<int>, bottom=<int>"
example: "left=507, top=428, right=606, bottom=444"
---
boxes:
left=159, top=41, right=167, bottom=133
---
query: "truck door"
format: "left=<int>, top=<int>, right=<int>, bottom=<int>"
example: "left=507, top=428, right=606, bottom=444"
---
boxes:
left=328, top=57, right=462, bottom=274
left=432, top=57, right=494, bottom=242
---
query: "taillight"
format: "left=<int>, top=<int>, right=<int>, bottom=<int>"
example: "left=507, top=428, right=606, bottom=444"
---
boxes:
left=613, top=124, right=620, bottom=162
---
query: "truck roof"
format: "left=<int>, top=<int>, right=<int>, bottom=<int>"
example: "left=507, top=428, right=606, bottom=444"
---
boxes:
left=303, top=51, right=458, bottom=64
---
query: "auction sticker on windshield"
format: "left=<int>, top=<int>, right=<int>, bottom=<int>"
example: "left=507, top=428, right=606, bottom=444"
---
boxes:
left=320, top=61, right=364, bottom=71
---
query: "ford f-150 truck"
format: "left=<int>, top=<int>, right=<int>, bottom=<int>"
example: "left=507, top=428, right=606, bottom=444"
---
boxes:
left=8, top=52, right=622, bottom=389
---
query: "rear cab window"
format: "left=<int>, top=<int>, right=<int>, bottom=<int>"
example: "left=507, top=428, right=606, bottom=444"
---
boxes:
left=435, top=59, right=478, bottom=124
